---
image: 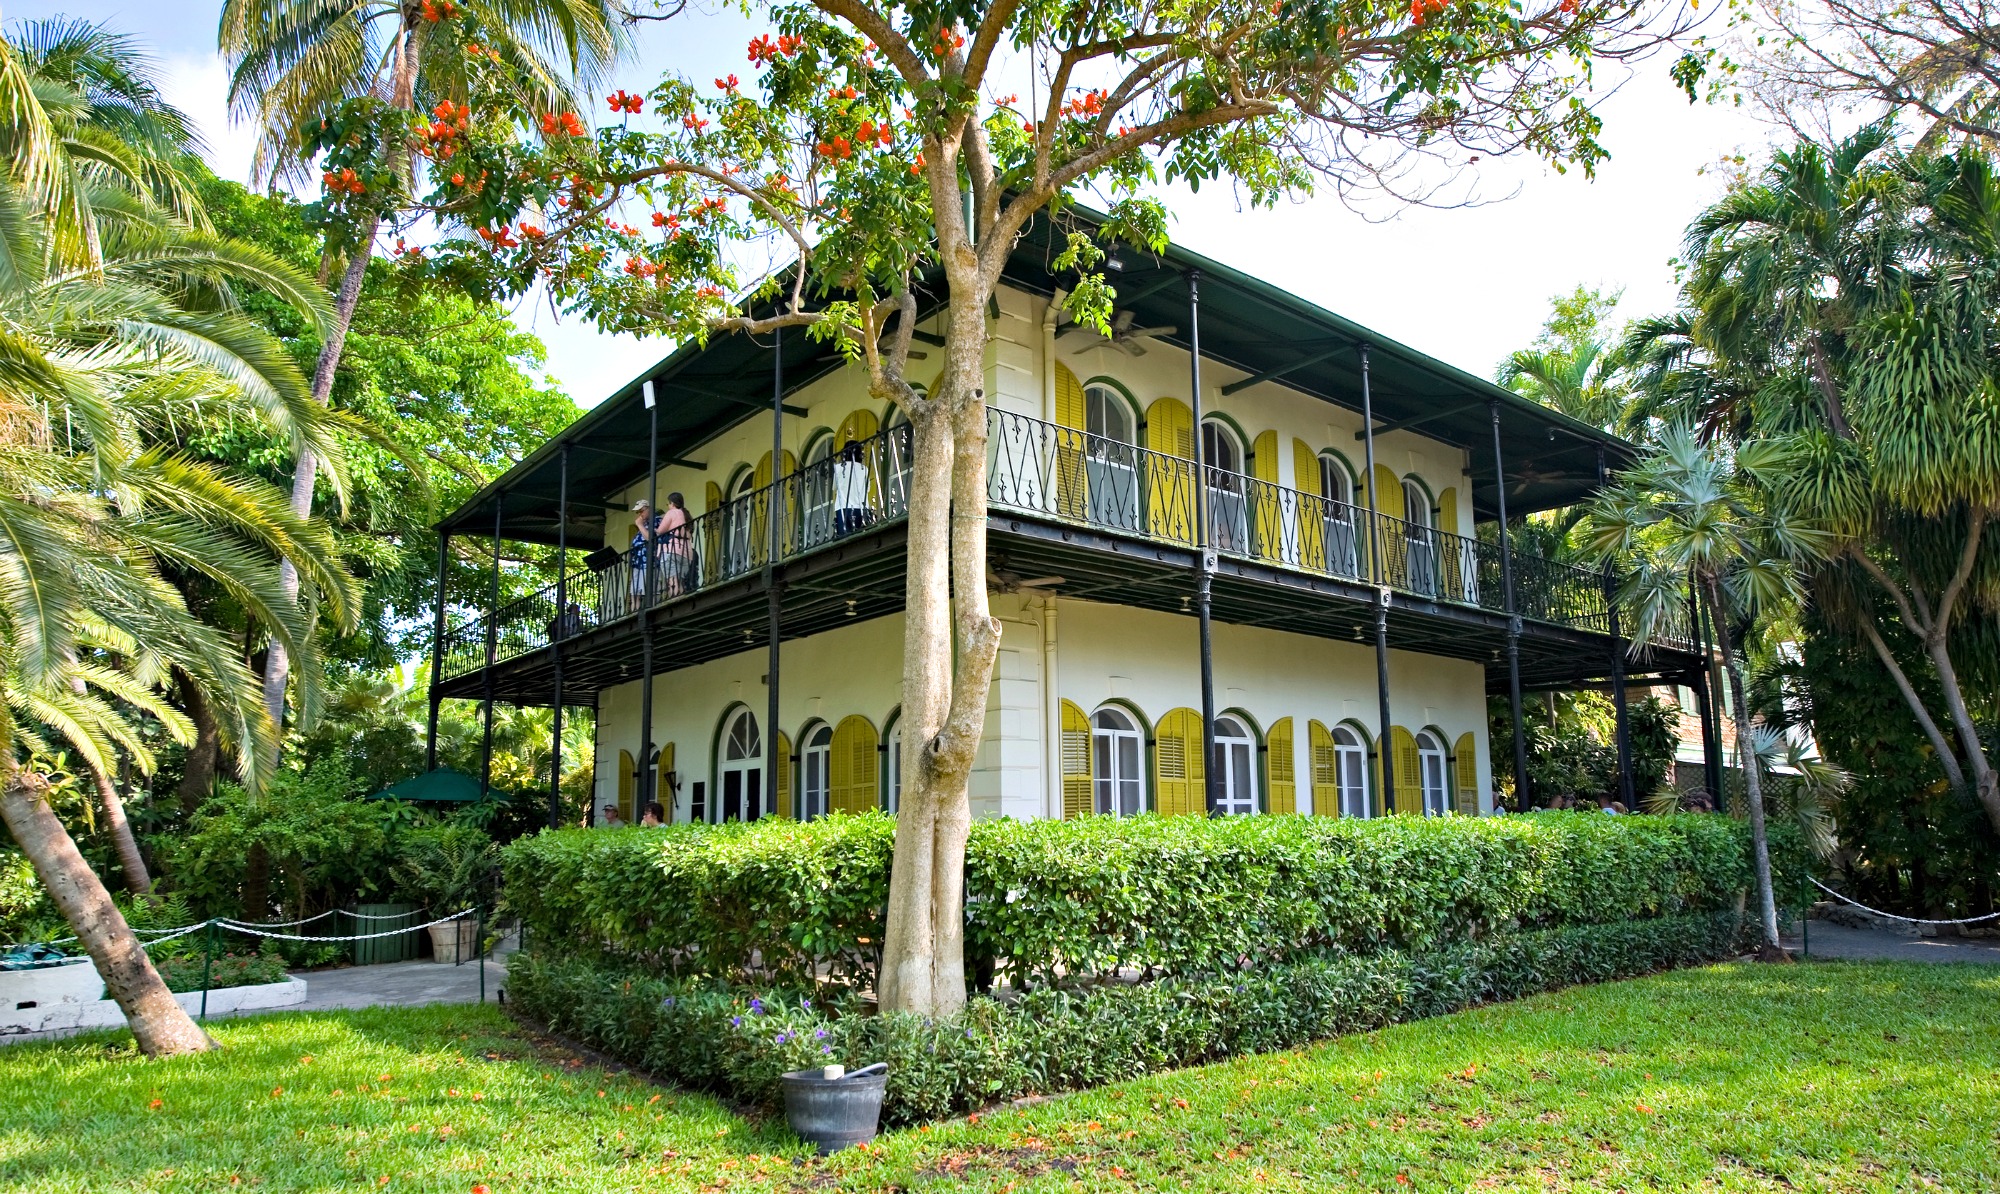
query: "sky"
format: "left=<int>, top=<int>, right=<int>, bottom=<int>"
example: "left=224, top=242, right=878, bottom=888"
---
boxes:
left=34, top=1, right=1780, bottom=408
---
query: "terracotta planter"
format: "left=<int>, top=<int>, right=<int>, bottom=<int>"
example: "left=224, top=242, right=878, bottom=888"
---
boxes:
left=426, top=917, right=479, bottom=964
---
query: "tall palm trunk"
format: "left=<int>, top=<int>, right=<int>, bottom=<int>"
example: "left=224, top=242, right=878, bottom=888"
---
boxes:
left=0, top=765, right=211, bottom=1055
left=1704, top=573, right=1785, bottom=959
left=261, top=22, right=416, bottom=734
left=260, top=232, right=372, bottom=731
left=88, top=759, right=152, bottom=894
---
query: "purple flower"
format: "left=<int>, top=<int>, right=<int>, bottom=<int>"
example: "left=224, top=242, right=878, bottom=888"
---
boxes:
left=774, top=1032, right=789, bottom=1045
left=800, top=998, right=812, bottom=1010
left=966, top=1029, right=976, bottom=1039
left=749, top=998, right=765, bottom=1015
left=813, top=1028, right=827, bottom=1040
left=821, top=1045, right=834, bottom=1055
left=730, top=1015, right=743, bottom=1027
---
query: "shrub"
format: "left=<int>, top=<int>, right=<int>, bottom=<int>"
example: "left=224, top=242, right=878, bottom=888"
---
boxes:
left=503, top=812, right=1782, bottom=988
left=152, top=949, right=290, bottom=993
left=506, top=910, right=1752, bottom=1126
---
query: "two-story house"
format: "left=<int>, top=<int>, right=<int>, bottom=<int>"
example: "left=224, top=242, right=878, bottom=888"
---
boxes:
left=427, top=209, right=1712, bottom=825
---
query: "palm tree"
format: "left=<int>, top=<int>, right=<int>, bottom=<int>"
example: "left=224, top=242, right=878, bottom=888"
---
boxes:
left=1587, top=426, right=1833, bottom=959
left=219, top=0, right=624, bottom=733
left=0, top=35, right=360, bottom=1056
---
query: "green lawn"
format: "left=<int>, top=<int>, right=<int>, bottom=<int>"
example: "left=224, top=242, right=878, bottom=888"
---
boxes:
left=2, top=962, right=1996, bottom=1192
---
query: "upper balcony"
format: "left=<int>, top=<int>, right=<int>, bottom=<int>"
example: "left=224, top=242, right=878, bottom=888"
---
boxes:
left=434, top=410, right=1696, bottom=705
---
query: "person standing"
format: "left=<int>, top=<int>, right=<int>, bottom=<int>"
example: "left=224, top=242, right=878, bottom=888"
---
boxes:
left=832, top=441, right=871, bottom=534
left=627, top=498, right=656, bottom=613
left=657, top=491, right=692, bottom=594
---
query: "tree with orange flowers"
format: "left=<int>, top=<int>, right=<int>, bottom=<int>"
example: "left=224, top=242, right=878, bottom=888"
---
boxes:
left=416, top=0, right=1701, bottom=1015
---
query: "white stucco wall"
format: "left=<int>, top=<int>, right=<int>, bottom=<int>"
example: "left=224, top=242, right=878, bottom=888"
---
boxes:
left=592, top=591, right=1492, bottom=821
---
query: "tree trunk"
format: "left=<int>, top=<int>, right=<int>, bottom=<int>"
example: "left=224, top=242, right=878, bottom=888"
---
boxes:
left=1921, top=628, right=2000, bottom=835
left=1707, top=576, right=1785, bottom=959
left=89, top=759, right=152, bottom=895
left=876, top=275, right=1002, bottom=1016
left=176, top=667, right=221, bottom=813
left=1857, top=620, right=1967, bottom=793
left=0, top=766, right=213, bottom=1055
left=262, top=231, right=375, bottom=732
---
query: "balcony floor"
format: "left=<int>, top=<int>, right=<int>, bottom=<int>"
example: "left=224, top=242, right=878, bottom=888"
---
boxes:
left=437, top=512, right=1701, bottom=709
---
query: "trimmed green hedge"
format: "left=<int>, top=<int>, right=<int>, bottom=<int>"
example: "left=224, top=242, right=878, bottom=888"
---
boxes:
left=503, top=812, right=1777, bottom=987
left=507, top=910, right=1753, bottom=1125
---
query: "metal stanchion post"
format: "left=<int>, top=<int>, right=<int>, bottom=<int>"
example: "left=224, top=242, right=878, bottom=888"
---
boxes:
left=199, top=920, right=215, bottom=1021
left=1801, top=874, right=1810, bottom=960
left=476, top=907, right=486, bottom=1004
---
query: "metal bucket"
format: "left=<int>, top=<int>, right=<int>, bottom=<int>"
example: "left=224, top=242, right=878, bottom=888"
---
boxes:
left=779, top=1063, right=888, bottom=1154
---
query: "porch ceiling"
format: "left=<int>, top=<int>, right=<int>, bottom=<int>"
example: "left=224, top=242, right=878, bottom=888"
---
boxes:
left=446, top=516, right=1699, bottom=709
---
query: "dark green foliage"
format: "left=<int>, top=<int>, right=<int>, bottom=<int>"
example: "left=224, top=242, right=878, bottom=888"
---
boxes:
left=1800, top=609, right=2000, bottom=916
left=152, top=950, right=290, bottom=993
left=503, top=812, right=1778, bottom=989
left=507, top=911, right=1752, bottom=1126
left=1488, top=693, right=1680, bottom=805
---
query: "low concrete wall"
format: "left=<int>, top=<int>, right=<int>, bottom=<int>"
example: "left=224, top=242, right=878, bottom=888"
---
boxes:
left=1, top=961, right=306, bottom=1034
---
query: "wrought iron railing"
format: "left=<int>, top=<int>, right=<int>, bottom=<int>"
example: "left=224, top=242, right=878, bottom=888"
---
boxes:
left=441, top=426, right=912, bottom=681
left=441, top=409, right=1685, bottom=681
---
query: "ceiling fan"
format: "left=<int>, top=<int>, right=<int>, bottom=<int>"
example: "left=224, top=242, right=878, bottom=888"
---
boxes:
left=1055, top=307, right=1177, bottom=356
left=986, top=567, right=1065, bottom=593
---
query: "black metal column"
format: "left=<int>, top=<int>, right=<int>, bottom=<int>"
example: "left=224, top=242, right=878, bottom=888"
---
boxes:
left=1490, top=401, right=1530, bottom=810
left=638, top=380, right=659, bottom=818
left=1596, top=445, right=1634, bottom=807
left=1187, top=269, right=1218, bottom=815
left=479, top=498, right=501, bottom=798
left=766, top=328, right=783, bottom=820
left=426, top=531, right=449, bottom=771
left=1358, top=346, right=1395, bottom=812
left=550, top=444, right=569, bottom=830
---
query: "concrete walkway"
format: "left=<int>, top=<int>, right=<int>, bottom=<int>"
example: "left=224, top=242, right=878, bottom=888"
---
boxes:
left=1783, top=921, right=2000, bottom=964
left=281, top=955, right=508, bottom=1012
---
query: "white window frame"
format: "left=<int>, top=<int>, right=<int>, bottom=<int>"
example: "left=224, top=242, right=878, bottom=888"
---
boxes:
left=1417, top=729, right=1450, bottom=816
left=800, top=722, right=832, bottom=819
left=1091, top=707, right=1144, bottom=817
left=719, top=707, right=764, bottom=822
left=884, top=723, right=903, bottom=813
left=1333, top=724, right=1370, bottom=819
left=1213, top=715, right=1257, bottom=817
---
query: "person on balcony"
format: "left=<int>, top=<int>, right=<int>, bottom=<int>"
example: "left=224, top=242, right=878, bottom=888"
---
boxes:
left=833, top=441, right=872, bottom=534
left=658, top=491, right=692, bottom=594
left=547, top=601, right=584, bottom=641
left=628, top=499, right=657, bottom=611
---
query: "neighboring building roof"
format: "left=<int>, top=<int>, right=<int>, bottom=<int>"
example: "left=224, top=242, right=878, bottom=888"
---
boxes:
left=441, top=204, right=1634, bottom=548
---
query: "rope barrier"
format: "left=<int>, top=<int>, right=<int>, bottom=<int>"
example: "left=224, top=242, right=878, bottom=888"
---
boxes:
left=214, top=908, right=476, bottom=943
left=1809, top=878, right=2000, bottom=926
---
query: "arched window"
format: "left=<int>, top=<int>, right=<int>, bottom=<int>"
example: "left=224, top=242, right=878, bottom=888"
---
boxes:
left=800, top=435, right=835, bottom=549
left=1202, top=420, right=1248, bottom=552
left=884, top=722, right=903, bottom=813
left=718, top=707, right=764, bottom=822
left=1213, top=715, right=1257, bottom=816
left=1402, top=478, right=1436, bottom=595
left=1417, top=729, right=1450, bottom=816
left=1091, top=707, right=1144, bottom=816
left=1319, top=453, right=1360, bottom=576
left=1085, top=384, right=1135, bottom=444
left=1333, top=724, right=1370, bottom=818
left=1082, top=383, right=1141, bottom=529
left=882, top=405, right=913, bottom=509
left=725, top=468, right=758, bottom=577
left=799, top=722, right=832, bottom=819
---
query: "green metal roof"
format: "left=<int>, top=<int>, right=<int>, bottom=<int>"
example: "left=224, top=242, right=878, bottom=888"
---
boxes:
left=441, top=205, right=1632, bottom=547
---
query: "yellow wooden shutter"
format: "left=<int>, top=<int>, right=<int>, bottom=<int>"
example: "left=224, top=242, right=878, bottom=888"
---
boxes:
left=1154, top=706, right=1205, bottom=817
left=1308, top=720, right=1338, bottom=817
left=1436, top=486, right=1462, bottom=598
left=1267, top=717, right=1295, bottom=815
left=705, top=479, right=723, bottom=515
left=774, top=731, right=793, bottom=819
left=828, top=714, right=879, bottom=814
left=1145, top=397, right=1196, bottom=542
left=1060, top=699, right=1093, bottom=819
left=1250, top=429, right=1282, bottom=564
left=1372, top=465, right=1406, bottom=519
left=1292, top=438, right=1326, bottom=570
left=616, top=749, right=635, bottom=823
left=834, top=409, right=879, bottom=450
left=1055, top=363, right=1088, bottom=521
left=1453, top=731, right=1480, bottom=816
left=1391, top=726, right=1421, bottom=813
left=1367, top=465, right=1403, bottom=584
left=701, top=480, right=724, bottom=587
